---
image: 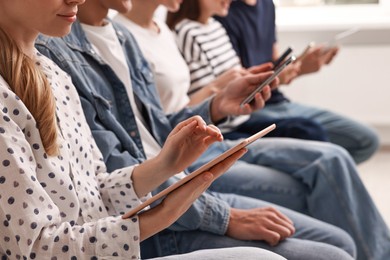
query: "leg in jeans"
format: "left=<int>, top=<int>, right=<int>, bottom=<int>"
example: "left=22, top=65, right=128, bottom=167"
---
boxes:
left=224, top=115, right=329, bottom=141
left=143, top=194, right=356, bottom=260
left=254, top=101, right=380, bottom=164
left=150, top=247, right=286, bottom=260
left=218, top=137, right=388, bottom=260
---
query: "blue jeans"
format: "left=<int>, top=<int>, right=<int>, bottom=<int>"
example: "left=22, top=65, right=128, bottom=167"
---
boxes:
left=207, top=138, right=390, bottom=260
left=252, top=100, right=379, bottom=164
left=142, top=194, right=355, bottom=260
left=224, top=116, right=328, bottom=142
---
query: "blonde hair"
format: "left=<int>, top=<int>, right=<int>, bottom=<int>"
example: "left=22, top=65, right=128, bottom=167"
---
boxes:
left=0, top=28, right=59, bottom=156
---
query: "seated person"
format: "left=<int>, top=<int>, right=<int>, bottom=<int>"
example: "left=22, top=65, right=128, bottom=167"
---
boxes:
left=214, top=0, right=379, bottom=164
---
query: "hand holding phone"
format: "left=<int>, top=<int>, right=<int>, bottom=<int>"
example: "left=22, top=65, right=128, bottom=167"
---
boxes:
left=240, top=56, right=296, bottom=107
left=122, top=124, right=276, bottom=218
left=296, top=42, right=315, bottom=61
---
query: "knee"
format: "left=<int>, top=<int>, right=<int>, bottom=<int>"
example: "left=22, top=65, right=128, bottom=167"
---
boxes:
left=354, top=127, right=380, bottom=164
left=317, top=142, right=354, bottom=164
left=328, top=229, right=357, bottom=258
left=312, top=243, right=356, bottom=260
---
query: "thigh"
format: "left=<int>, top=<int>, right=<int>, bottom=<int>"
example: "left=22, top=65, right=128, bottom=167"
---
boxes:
left=238, top=112, right=328, bottom=141
left=212, top=193, right=356, bottom=258
left=260, top=102, right=379, bottom=163
left=170, top=230, right=353, bottom=260
left=209, top=160, right=308, bottom=213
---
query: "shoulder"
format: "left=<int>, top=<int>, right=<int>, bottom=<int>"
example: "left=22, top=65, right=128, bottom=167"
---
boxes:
left=174, top=19, right=201, bottom=37
left=35, top=34, right=67, bottom=53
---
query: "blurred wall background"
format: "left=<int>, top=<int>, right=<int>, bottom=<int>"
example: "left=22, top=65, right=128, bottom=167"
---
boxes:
left=276, top=1, right=390, bottom=146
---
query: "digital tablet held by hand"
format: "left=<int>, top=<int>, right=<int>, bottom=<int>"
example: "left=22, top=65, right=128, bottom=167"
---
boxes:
left=122, top=124, right=276, bottom=219
left=326, top=27, right=360, bottom=48
left=240, top=56, right=296, bottom=107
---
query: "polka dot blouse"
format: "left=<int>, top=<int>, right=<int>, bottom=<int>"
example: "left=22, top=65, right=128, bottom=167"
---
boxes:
left=0, top=52, right=146, bottom=259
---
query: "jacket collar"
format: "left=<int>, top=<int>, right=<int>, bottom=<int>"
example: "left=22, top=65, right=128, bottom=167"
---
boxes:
left=62, top=19, right=127, bottom=55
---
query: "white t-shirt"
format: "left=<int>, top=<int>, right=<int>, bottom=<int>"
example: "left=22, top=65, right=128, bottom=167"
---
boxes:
left=81, top=22, right=162, bottom=160
left=114, top=14, right=190, bottom=114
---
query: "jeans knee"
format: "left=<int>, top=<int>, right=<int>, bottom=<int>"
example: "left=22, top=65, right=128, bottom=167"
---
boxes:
left=319, top=142, right=353, bottom=164
left=355, top=128, right=380, bottom=164
left=330, top=229, right=357, bottom=258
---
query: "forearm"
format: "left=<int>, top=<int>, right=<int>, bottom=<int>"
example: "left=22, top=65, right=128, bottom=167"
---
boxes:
left=209, top=93, right=228, bottom=123
left=188, top=84, right=219, bottom=107
left=132, top=156, right=173, bottom=197
left=167, top=96, right=215, bottom=127
left=168, top=191, right=231, bottom=235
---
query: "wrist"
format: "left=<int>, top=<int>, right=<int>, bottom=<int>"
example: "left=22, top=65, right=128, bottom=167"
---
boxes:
left=150, top=154, right=175, bottom=178
left=210, top=94, right=227, bottom=123
left=204, top=83, right=219, bottom=96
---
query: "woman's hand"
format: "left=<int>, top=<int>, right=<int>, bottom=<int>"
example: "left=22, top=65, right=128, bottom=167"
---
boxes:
left=132, top=116, right=223, bottom=197
left=210, top=71, right=275, bottom=122
left=157, top=116, right=223, bottom=175
left=137, top=147, right=247, bottom=241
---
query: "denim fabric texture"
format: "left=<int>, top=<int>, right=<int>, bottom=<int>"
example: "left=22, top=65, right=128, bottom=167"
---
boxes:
left=251, top=101, right=380, bottom=164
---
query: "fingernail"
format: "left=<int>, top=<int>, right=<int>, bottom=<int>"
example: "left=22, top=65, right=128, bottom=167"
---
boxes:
left=202, top=172, right=214, bottom=181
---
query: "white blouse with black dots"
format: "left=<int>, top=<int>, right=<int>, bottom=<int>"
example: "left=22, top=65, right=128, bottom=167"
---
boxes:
left=0, top=52, right=145, bottom=259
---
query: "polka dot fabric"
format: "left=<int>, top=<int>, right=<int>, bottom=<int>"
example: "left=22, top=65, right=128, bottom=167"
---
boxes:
left=0, top=52, right=145, bottom=259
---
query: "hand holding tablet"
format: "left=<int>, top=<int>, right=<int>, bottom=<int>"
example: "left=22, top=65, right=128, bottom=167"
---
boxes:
left=122, top=124, right=276, bottom=219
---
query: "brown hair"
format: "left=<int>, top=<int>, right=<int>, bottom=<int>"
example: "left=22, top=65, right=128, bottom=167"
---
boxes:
left=166, top=0, right=201, bottom=30
left=0, top=28, right=59, bottom=156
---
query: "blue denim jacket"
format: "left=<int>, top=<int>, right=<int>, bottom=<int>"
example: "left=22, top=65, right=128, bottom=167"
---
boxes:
left=35, top=21, right=230, bottom=238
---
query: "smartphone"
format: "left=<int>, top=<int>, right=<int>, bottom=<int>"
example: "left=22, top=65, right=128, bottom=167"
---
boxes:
left=240, top=55, right=296, bottom=107
left=122, top=124, right=276, bottom=219
left=273, top=47, right=293, bottom=69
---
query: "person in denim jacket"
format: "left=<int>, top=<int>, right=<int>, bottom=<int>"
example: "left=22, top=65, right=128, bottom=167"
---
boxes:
left=35, top=0, right=389, bottom=259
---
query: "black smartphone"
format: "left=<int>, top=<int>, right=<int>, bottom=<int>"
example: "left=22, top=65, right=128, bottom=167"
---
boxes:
left=273, top=47, right=293, bottom=69
left=240, top=55, right=296, bottom=107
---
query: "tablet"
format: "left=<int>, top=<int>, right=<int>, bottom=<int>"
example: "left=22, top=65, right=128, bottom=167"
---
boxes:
left=122, top=123, right=276, bottom=218
left=240, top=56, right=296, bottom=107
left=327, top=27, right=360, bottom=47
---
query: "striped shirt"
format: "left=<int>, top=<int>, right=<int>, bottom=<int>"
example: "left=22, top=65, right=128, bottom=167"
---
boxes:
left=174, top=18, right=241, bottom=94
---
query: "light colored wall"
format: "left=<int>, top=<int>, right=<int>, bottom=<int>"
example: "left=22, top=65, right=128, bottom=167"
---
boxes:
left=276, top=4, right=390, bottom=144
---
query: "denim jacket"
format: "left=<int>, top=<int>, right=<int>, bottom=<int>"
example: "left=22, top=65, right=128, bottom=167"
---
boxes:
left=35, top=21, right=230, bottom=241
